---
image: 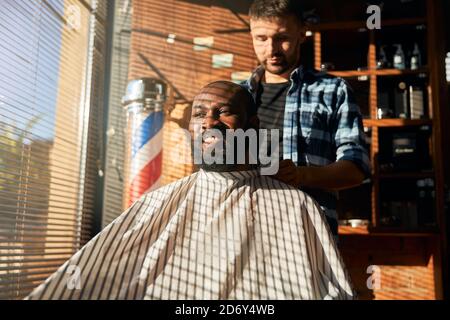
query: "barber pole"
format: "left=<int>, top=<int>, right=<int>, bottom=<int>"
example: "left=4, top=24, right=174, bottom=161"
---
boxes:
left=122, top=78, right=167, bottom=206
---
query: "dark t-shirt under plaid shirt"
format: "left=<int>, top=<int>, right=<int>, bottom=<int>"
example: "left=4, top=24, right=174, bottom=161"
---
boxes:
left=243, top=66, right=371, bottom=235
left=256, top=81, right=289, bottom=159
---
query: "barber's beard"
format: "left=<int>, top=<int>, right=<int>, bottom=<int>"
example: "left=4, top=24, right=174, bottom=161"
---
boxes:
left=263, top=57, right=291, bottom=75
left=261, top=43, right=301, bottom=76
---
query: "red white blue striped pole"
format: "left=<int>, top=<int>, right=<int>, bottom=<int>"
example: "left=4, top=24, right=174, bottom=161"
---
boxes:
left=122, top=78, right=167, bottom=206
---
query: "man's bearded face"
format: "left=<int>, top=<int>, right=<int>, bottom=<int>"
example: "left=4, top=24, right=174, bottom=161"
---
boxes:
left=189, top=83, right=249, bottom=172
left=250, top=15, right=304, bottom=77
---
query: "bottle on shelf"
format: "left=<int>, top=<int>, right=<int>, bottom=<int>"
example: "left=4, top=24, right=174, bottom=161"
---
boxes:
left=409, top=85, right=425, bottom=119
left=377, top=79, right=393, bottom=119
left=426, top=178, right=436, bottom=227
left=406, top=200, right=418, bottom=230
left=410, top=43, right=422, bottom=70
left=416, top=179, right=427, bottom=228
left=377, top=45, right=390, bottom=69
left=394, top=81, right=409, bottom=118
left=417, top=178, right=436, bottom=228
left=393, top=44, right=406, bottom=70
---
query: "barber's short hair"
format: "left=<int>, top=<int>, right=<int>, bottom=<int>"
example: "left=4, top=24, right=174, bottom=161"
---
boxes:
left=249, top=0, right=304, bottom=24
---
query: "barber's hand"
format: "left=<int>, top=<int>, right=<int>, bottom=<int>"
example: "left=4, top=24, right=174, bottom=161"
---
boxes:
left=273, top=159, right=303, bottom=187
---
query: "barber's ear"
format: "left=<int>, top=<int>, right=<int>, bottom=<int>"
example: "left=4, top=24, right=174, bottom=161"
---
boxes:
left=247, top=115, right=260, bottom=130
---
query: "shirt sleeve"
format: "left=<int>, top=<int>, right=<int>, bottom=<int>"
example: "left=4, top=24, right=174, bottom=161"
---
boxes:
left=332, top=80, right=371, bottom=178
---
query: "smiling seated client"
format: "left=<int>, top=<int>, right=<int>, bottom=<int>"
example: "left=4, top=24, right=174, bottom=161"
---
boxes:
left=26, top=81, right=355, bottom=300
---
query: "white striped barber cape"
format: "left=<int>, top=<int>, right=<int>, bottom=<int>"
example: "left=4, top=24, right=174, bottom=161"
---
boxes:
left=25, top=169, right=355, bottom=300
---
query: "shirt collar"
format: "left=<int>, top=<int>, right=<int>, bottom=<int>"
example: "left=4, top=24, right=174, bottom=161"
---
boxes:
left=246, top=65, right=305, bottom=94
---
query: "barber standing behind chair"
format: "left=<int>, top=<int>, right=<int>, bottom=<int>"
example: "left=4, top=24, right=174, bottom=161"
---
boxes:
left=243, top=0, right=371, bottom=237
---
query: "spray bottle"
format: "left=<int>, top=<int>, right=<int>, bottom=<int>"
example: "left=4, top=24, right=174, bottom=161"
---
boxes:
left=393, top=44, right=406, bottom=70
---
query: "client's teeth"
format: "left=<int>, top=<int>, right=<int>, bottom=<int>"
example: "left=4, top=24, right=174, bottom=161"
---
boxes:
left=204, top=137, right=217, bottom=144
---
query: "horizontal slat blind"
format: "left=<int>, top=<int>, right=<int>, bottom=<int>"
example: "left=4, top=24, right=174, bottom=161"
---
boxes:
left=0, top=0, right=106, bottom=299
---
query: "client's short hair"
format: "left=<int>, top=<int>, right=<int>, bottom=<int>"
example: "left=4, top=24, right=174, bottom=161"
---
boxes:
left=201, top=80, right=258, bottom=126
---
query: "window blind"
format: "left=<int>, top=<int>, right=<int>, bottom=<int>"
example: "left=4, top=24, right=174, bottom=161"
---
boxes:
left=0, top=0, right=107, bottom=299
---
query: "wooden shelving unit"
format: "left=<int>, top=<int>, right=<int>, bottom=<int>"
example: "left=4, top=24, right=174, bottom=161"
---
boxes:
left=306, top=0, right=447, bottom=299
left=338, top=225, right=439, bottom=237
left=310, top=4, right=442, bottom=236
left=328, top=67, right=428, bottom=78
left=309, top=17, right=427, bottom=32
left=378, top=171, right=435, bottom=180
left=362, top=118, right=432, bottom=127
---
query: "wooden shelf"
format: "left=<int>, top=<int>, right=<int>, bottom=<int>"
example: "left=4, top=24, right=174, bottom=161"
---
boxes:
left=338, top=225, right=439, bottom=237
left=363, top=118, right=432, bottom=127
left=327, top=70, right=372, bottom=78
left=338, top=225, right=370, bottom=235
left=328, top=67, right=428, bottom=78
left=378, top=171, right=435, bottom=179
left=373, top=67, right=428, bottom=76
left=309, top=17, right=427, bottom=32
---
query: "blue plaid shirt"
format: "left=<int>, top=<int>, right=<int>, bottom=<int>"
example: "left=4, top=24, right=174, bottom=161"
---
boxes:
left=243, top=66, right=371, bottom=225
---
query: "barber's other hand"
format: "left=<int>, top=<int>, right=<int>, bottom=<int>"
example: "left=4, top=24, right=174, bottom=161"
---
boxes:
left=273, top=159, right=303, bottom=187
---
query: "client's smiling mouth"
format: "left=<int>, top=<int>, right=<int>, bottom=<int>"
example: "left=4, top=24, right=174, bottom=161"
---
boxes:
left=202, top=136, right=222, bottom=149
